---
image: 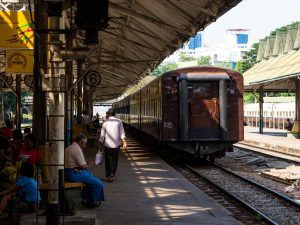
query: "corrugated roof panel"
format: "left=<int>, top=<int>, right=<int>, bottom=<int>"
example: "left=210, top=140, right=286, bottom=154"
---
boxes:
left=244, top=50, right=300, bottom=90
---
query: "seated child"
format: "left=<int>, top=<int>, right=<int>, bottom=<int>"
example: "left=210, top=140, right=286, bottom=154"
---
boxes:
left=0, top=162, right=40, bottom=218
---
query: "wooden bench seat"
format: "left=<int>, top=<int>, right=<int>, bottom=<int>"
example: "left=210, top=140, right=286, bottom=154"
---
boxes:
left=39, top=182, right=85, bottom=190
left=39, top=182, right=86, bottom=211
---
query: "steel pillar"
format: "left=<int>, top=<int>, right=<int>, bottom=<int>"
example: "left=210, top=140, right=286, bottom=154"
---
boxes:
left=15, top=75, right=21, bottom=130
left=259, top=86, right=264, bottom=134
left=32, top=1, right=47, bottom=144
left=76, top=60, right=83, bottom=124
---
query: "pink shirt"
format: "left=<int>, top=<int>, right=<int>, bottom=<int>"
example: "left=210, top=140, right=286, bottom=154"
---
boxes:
left=99, top=116, right=125, bottom=148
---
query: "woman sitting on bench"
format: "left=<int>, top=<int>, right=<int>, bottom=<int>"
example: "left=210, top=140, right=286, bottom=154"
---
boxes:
left=64, top=134, right=104, bottom=208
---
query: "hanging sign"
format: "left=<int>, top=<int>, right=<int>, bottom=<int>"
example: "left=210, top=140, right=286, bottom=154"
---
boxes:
left=85, top=70, right=101, bottom=87
left=6, top=49, right=34, bottom=74
left=0, top=11, right=34, bottom=49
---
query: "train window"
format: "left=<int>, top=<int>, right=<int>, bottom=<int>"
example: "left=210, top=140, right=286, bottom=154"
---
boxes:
left=191, top=83, right=216, bottom=98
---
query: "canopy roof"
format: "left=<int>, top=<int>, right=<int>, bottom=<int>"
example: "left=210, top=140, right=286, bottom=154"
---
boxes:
left=244, top=24, right=300, bottom=92
left=0, top=0, right=242, bottom=102
left=78, top=0, right=242, bottom=102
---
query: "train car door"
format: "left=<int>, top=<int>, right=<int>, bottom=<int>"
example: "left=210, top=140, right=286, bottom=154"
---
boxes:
left=188, top=82, right=220, bottom=139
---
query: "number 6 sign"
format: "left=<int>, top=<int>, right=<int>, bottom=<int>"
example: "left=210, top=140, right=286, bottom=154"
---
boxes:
left=85, top=70, right=101, bottom=87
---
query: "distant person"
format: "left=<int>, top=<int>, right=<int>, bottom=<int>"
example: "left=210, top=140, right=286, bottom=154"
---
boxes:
left=0, top=162, right=40, bottom=218
left=0, top=120, right=13, bottom=140
left=99, top=109, right=127, bottom=182
left=64, top=134, right=104, bottom=208
left=285, top=119, right=293, bottom=131
left=23, top=127, right=31, bottom=138
left=82, top=111, right=90, bottom=132
left=73, top=115, right=77, bottom=125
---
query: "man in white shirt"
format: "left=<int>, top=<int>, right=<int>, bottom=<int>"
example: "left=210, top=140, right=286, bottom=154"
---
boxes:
left=82, top=110, right=90, bottom=131
left=99, top=109, right=127, bottom=182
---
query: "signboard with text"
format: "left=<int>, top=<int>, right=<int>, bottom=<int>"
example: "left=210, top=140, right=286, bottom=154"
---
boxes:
left=5, top=49, right=34, bottom=74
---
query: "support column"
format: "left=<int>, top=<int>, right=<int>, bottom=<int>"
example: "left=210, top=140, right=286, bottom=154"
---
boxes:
left=32, top=1, right=47, bottom=144
left=76, top=60, right=83, bottom=124
left=259, top=86, right=264, bottom=134
left=15, top=75, right=22, bottom=130
left=47, top=15, right=65, bottom=203
left=65, top=33, right=73, bottom=146
left=289, top=79, right=300, bottom=138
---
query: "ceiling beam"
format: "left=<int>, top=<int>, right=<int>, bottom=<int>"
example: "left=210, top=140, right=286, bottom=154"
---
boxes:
left=108, top=20, right=177, bottom=48
left=177, top=0, right=217, bottom=17
left=109, top=2, right=192, bottom=36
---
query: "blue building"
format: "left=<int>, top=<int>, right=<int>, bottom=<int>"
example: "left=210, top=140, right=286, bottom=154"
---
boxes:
left=188, top=32, right=202, bottom=49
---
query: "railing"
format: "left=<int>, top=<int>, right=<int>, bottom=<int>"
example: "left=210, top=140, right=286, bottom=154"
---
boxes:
left=244, top=116, right=290, bottom=130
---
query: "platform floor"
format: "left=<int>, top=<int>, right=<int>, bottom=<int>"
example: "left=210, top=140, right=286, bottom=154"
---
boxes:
left=240, top=126, right=300, bottom=155
left=87, top=138, right=242, bottom=225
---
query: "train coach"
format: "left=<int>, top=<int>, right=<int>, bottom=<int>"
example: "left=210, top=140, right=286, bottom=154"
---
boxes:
left=113, top=66, right=244, bottom=160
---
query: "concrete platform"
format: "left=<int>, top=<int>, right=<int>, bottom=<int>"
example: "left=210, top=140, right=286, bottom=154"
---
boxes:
left=15, top=135, right=243, bottom=225
left=19, top=210, right=96, bottom=225
left=239, top=126, right=300, bottom=157
left=88, top=138, right=242, bottom=225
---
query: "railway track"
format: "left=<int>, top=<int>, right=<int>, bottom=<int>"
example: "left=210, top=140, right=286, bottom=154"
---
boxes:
left=234, top=142, right=300, bottom=164
left=180, top=163, right=300, bottom=225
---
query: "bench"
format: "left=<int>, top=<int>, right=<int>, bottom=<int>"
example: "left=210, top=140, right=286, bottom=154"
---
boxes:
left=39, top=182, right=86, bottom=211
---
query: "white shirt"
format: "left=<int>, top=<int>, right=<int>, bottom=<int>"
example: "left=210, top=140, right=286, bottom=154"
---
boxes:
left=65, top=142, right=87, bottom=168
left=82, top=114, right=90, bottom=125
left=99, top=116, right=126, bottom=148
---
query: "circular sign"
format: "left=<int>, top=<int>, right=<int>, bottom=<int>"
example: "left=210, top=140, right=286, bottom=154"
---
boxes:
left=85, top=70, right=101, bottom=87
left=0, top=74, right=13, bottom=88
left=24, top=75, right=34, bottom=88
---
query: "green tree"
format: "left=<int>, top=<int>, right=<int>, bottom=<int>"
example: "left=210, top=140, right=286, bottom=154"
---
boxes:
left=178, top=52, right=196, bottom=62
left=196, top=56, right=211, bottom=66
left=215, top=61, right=232, bottom=69
left=236, top=42, right=259, bottom=73
left=269, top=21, right=300, bottom=36
left=151, top=63, right=178, bottom=77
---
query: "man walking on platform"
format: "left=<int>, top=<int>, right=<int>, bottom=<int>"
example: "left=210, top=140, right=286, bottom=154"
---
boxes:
left=99, top=109, right=127, bottom=182
left=82, top=110, right=90, bottom=132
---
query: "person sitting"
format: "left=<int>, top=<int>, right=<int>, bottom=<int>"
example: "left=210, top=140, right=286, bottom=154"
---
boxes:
left=0, top=120, right=13, bottom=140
left=0, top=162, right=40, bottom=218
left=9, top=129, right=24, bottom=164
left=285, top=119, right=293, bottom=131
left=0, top=135, right=17, bottom=187
left=64, top=134, right=104, bottom=208
left=23, top=127, right=31, bottom=138
left=18, top=134, right=41, bottom=165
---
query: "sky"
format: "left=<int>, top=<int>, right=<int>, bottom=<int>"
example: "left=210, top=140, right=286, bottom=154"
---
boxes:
left=203, top=0, right=300, bottom=44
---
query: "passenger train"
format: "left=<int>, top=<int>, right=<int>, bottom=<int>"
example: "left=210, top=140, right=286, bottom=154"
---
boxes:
left=112, top=66, right=244, bottom=161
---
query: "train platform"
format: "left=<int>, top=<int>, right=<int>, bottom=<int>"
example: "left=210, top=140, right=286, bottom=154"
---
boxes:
left=15, top=135, right=243, bottom=225
left=237, top=126, right=300, bottom=158
left=87, top=137, right=243, bottom=225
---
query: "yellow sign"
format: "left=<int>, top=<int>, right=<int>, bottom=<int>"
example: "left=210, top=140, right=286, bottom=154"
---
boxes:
left=6, top=50, right=34, bottom=74
left=0, top=11, right=34, bottom=49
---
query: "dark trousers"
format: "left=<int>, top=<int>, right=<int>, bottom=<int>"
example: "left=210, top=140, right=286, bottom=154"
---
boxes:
left=104, top=146, right=120, bottom=177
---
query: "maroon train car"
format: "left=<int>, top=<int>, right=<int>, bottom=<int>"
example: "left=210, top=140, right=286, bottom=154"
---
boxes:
left=113, top=66, right=244, bottom=160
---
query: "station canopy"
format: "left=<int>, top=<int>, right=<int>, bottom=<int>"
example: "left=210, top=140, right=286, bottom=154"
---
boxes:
left=244, top=24, right=300, bottom=92
left=75, top=0, right=243, bottom=102
left=0, top=0, right=242, bottom=102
